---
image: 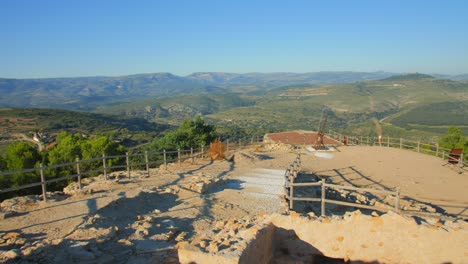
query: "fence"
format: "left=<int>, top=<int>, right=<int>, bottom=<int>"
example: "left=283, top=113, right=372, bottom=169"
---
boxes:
left=0, top=137, right=265, bottom=202
left=328, top=130, right=467, bottom=168
left=284, top=154, right=401, bottom=217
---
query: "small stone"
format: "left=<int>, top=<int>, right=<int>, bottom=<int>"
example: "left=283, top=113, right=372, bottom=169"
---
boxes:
left=214, top=220, right=226, bottom=230
left=3, top=249, right=20, bottom=259
left=3, top=232, right=20, bottom=240
left=51, top=239, right=63, bottom=245
left=15, top=238, right=26, bottom=245
left=118, top=239, right=133, bottom=246
left=199, top=241, right=207, bottom=248
left=153, top=209, right=161, bottom=214
left=371, top=211, right=379, bottom=217
left=307, top=212, right=316, bottom=218
left=136, top=215, right=144, bottom=221
left=144, top=216, right=153, bottom=222
left=135, top=227, right=149, bottom=237
left=207, top=242, right=219, bottom=253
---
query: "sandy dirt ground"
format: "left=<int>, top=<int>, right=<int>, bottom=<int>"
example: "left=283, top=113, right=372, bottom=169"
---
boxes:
left=0, top=144, right=467, bottom=263
left=301, top=146, right=468, bottom=217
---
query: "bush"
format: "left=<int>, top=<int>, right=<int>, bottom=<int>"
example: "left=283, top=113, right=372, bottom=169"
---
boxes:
left=209, top=138, right=226, bottom=160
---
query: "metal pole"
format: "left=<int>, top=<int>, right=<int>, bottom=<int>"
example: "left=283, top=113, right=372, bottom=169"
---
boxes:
left=163, top=150, right=167, bottom=169
left=102, top=154, right=108, bottom=180
left=289, top=181, right=294, bottom=210
left=436, top=144, right=439, bottom=158
left=76, top=158, right=82, bottom=190
left=201, top=146, right=204, bottom=159
left=226, top=139, right=229, bottom=152
left=460, top=153, right=464, bottom=168
left=145, top=151, right=149, bottom=177
left=321, top=179, right=326, bottom=217
left=126, top=152, right=130, bottom=178
left=40, top=163, right=47, bottom=202
left=395, top=187, right=400, bottom=213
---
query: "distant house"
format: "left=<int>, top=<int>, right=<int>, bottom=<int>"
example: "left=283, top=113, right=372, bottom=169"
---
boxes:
left=33, top=133, right=40, bottom=143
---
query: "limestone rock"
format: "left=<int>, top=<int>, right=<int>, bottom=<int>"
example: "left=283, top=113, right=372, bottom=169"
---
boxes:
left=3, top=249, right=21, bottom=260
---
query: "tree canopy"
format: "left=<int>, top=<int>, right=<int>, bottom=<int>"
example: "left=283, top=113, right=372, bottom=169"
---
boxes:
left=438, top=126, right=467, bottom=151
left=149, top=117, right=217, bottom=152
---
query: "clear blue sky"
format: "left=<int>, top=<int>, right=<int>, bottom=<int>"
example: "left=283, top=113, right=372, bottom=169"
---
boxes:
left=1, top=0, right=467, bottom=78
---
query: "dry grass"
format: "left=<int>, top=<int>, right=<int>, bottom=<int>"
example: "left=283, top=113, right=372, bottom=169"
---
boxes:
left=209, top=138, right=226, bottom=160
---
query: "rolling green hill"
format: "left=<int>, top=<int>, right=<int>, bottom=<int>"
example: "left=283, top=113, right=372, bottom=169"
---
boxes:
left=206, top=74, right=468, bottom=137
left=0, top=108, right=170, bottom=148
left=95, top=94, right=255, bottom=124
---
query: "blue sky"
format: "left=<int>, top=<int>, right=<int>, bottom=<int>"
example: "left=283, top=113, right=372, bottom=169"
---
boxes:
left=1, top=0, right=467, bottom=78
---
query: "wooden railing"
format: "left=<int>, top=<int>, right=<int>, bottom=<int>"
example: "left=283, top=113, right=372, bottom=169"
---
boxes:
left=328, top=130, right=467, bottom=168
left=284, top=154, right=401, bottom=216
left=0, top=137, right=265, bottom=202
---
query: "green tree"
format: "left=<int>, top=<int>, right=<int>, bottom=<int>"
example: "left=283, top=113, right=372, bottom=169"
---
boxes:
left=150, top=117, right=217, bottom=152
left=439, top=126, right=468, bottom=150
left=5, top=142, right=41, bottom=170
left=81, top=135, right=125, bottom=172
left=2, top=142, right=41, bottom=192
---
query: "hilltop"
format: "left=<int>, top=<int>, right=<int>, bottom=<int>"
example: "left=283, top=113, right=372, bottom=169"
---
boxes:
left=0, top=144, right=466, bottom=263
left=0, top=71, right=400, bottom=110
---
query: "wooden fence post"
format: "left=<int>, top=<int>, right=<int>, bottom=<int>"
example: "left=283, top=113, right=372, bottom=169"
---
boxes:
left=417, top=141, right=420, bottom=152
left=201, top=146, right=204, bottom=159
left=76, top=158, right=82, bottom=190
left=400, top=138, right=403, bottom=149
left=191, top=147, right=194, bottom=164
left=360, top=136, right=363, bottom=145
left=442, top=151, right=445, bottom=161
left=178, top=149, right=181, bottom=166
left=163, top=150, right=167, bottom=169
left=102, top=154, right=108, bottom=180
left=321, top=179, right=326, bottom=217
left=289, top=181, right=294, bottom=210
left=460, top=154, right=464, bottom=167
left=366, top=136, right=369, bottom=146
left=40, top=163, right=47, bottom=202
left=126, top=152, right=130, bottom=179
left=251, top=137, right=254, bottom=144
left=395, top=187, right=400, bottom=213
left=226, top=139, right=229, bottom=152
left=238, top=139, right=241, bottom=147
left=145, top=151, right=149, bottom=177
left=436, top=143, right=439, bottom=158
left=387, top=136, right=390, bottom=147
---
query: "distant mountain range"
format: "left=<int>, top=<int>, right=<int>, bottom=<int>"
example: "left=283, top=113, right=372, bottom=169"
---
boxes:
left=1, top=71, right=467, bottom=110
